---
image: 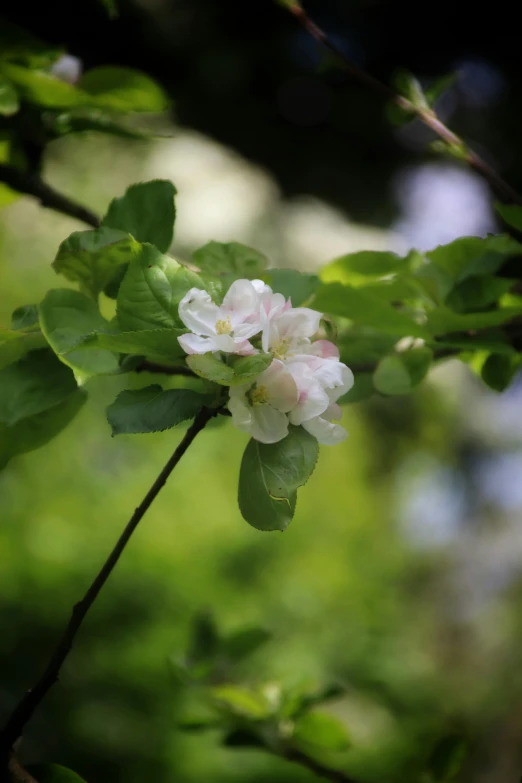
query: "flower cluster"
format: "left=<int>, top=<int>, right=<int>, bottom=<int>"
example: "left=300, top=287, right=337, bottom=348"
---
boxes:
left=178, top=279, right=354, bottom=445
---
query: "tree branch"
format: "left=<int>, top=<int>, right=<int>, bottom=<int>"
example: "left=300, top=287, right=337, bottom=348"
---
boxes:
left=283, top=748, right=358, bottom=783
left=285, top=3, right=522, bottom=206
left=0, top=406, right=215, bottom=759
left=0, top=164, right=99, bottom=228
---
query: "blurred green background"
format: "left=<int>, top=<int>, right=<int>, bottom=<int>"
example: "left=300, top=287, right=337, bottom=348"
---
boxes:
left=3, top=2, right=522, bottom=782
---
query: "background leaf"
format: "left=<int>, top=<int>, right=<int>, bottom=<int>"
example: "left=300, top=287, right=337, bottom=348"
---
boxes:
left=292, top=711, right=350, bottom=752
left=26, top=764, right=87, bottom=783
left=373, top=348, right=433, bottom=396
left=320, top=250, right=406, bottom=284
left=79, top=66, right=169, bottom=112
left=262, top=269, right=320, bottom=306
left=76, top=328, right=185, bottom=365
left=0, top=76, right=19, bottom=115
left=192, top=241, right=267, bottom=280
left=102, top=180, right=176, bottom=252
left=314, top=282, right=429, bottom=338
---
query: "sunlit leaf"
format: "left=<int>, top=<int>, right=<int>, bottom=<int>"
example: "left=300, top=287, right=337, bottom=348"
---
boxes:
left=39, top=289, right=120, bottom=383
left=53, top=227, right=139, bottom=298
left=0, top=76, right=19, bottom=115
left=193, top=241, right=267, bottom=280
left=102, top=180, right=176, bottom=252
left=117, top=244, right=202, bottom=331
left=79, top=66, right=169, bottom=112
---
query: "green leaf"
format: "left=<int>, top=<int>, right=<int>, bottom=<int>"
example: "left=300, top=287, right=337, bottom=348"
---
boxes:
left=0, top=131, right=24, bottom=206
left=187, top=352, right=272, bottom=386
left=193, top=241, right=267, bottom=280
left=314, top=282, right=430, bottom=339
left=238, top=425, right=319, bottom=531
left=427, top=735, right=468, bottom=782
left=0, top=349, right=78, bottom=426
left=102, top=180, right=176, bottom=253
left=496, top=202, right=522, bottom=232
left=337, top=328, right=397, bottom=366
left=427, top=235, right=522, bottom=284
left=1, top=63, right=85, bottom=108
left=79, top=67, right=168, bottom=112
left=116, top=244, right=202, bottom=331
left=425, top=73, right=456, bottom=106
left=100, top=0, right=118, bottom=18
left=26, top=764, right=87, bottom=783
left=222, top=627, right=271, bottom=661
left=481, top=353, right=521, bottom=392
left=338, top=372, right=374, bottom=404
left=0, top=21, right=63, bottom=69
left=262, top=269, right=320, bottom=306
left=445, top=275, right=514, bottom=313
left=373, top=348, right=433, bottom=396
left=292, top=711, right=350, bottom=752
left=392, top=69, right=428, bottom=109
left=0, top=328, right=46, bottom=370
left=53, top=228, right=139, bottom=298
left=50, top=109, right=149, bottom=140
left=188, top=610, right=220, bottom=665
left=210, top=686, right=271, bottom=719
left=75, top=327, right=185, bottom=364
left=425, top=306, right=522, bottom=335
left=106, top=385, right=205, bottom=435
left=11, top=303, right=39, bottom=330
left=320, top=250, right=406, bottom=284
left=39, top=289, right=120, bottom=383
left=0, top=76, right=19, bottom=115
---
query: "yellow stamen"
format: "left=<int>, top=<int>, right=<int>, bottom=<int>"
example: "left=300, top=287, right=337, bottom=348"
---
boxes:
left=272, top=338, right=290, bottom=360
left=215, top=316, right=232, bottom=335
left=250, top=385, right=271, bottom=406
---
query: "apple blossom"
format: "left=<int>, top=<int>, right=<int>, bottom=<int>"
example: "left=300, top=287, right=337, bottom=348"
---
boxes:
left=178, top=280, right=265, bottom=355
left=302, top=403, right=349, bottom=445
left=228, top=360, right=299, bottom=444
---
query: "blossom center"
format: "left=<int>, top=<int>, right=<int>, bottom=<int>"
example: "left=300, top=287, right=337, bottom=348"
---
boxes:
left=249, top=385, right=271, bottom=406
left=215, top=316, right=232, bottom=335
left=272, top=337, right=290, bottom=360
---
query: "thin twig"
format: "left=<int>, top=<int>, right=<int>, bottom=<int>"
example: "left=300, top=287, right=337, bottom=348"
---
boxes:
left=0, top=164, right=99, bottom=227
left=283, top=748, right=358, bottom=783
left=286, top=3, right=522, bottom=206
left=0, top=407, right=215, bottom=758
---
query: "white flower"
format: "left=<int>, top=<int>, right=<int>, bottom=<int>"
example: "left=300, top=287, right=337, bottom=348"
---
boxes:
left=178, top=280, right=264, bottom=355
left=302, top=403, right=348, bottom=445
left=50, top=54, right=82, bottom=84
left=228, top=359, right=298, bottom=444
left=287, top=340, right=354, bottom=406
left=261, top=305, right=322, bottom=358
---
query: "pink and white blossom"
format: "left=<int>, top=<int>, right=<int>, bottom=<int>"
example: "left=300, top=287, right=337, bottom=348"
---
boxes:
left=228, top=360, right=299, bottom=444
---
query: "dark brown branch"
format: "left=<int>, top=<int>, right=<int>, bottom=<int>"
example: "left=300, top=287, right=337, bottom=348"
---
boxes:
left=0, top=164, right=99, bottom=227
left=286, top=3, right=522, bottom=206
left=0, top=407, right=215, bottom=758
left=283, top=748, right=358, bottom=783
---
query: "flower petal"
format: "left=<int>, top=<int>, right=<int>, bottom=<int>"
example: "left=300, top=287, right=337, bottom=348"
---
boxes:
left=303, top=415, right=348, bottom=445
left=250, top=405, right=289, bottom=444
left=287, top=362, right=330, bottom=425
left=228, top=391, right=253, bottom=433
left=308, top=340, right=340, bottom=360
left=179, top=288, right=220, bottom=336
left=258, top=359, right=298, bottom=413
left=274, top=308, right=322, bottom=341
left=326, top=363, right=354, bottom=402
left=222, top=279, right=260, bottom=326
left=178, top=333, right=224, bottom=354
